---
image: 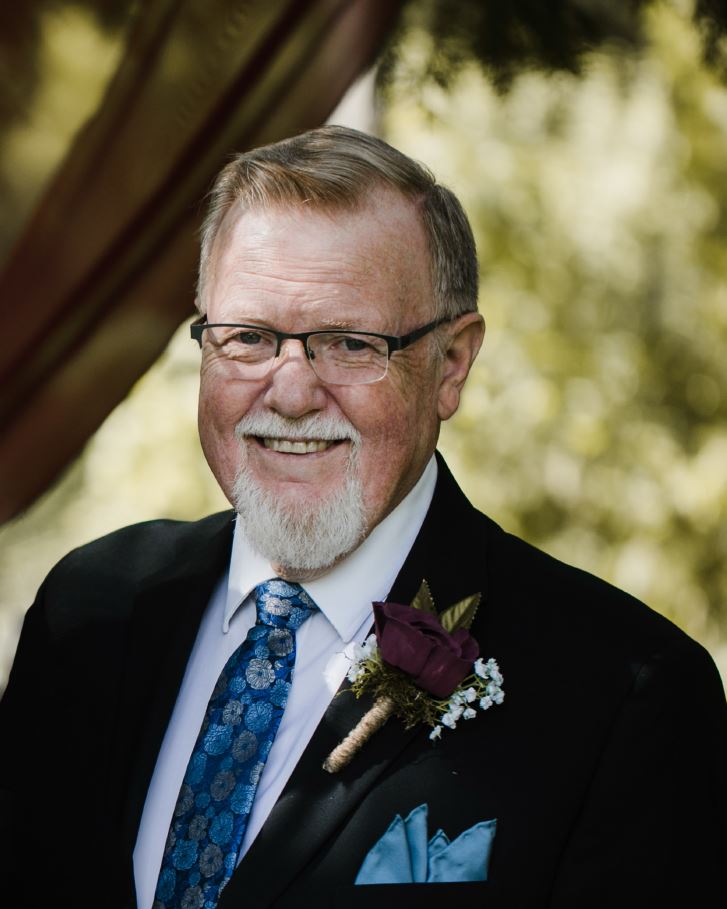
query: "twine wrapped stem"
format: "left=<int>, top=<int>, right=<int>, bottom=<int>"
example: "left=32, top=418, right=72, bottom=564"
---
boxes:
left=322, top=695, right=395, bottom=773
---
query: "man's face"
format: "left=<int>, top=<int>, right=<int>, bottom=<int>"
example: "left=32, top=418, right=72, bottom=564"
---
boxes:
left=198, top=190, right=473, bottom=575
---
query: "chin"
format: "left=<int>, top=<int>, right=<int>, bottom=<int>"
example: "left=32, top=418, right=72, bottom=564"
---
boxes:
left=232, top=459, right=367, bottom=575
left=256, top=476, right=333, bottom=508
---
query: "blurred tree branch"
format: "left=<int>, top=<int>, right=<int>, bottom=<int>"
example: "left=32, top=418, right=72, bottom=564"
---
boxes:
left=379, top=0, right=727, bottom=92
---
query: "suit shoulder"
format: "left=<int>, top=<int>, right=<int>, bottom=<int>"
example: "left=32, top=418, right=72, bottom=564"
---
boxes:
left=44, top=510, right=235, bottom=592
left=479, top=516, right=703, bottom=660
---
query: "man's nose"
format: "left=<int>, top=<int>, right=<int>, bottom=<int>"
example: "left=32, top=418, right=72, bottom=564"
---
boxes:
left=262, top=339, right=327, bottom=418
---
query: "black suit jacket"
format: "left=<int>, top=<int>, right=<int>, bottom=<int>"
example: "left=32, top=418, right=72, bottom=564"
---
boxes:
left=1, top=457, right=725, bottom=909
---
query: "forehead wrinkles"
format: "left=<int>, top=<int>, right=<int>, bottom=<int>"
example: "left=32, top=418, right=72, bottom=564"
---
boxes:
left=210, top=196, right=430, bottom=319
left=223, top=244, right=377, bottom=288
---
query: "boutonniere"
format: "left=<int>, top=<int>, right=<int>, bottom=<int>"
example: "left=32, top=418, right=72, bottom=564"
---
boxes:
left=323, top=580, right=504, bottom=773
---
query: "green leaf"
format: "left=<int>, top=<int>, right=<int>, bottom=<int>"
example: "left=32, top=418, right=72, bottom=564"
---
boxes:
left=410, top=579, right=437, bottom=615
left=439, top=593, right=481, bottom=633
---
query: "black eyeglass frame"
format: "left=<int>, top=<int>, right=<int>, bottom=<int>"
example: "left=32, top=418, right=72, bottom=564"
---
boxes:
left=190, top=316, right=450, bottom=359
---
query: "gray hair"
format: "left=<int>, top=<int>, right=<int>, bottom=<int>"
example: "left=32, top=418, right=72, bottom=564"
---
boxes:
left=197, top=126, right=479, bottom=320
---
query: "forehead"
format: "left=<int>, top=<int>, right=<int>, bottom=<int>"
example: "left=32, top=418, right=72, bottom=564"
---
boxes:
left=205, top=189, right=433, bottom=325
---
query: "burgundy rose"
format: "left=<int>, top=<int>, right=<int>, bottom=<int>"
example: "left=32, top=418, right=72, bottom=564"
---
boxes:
left=373, top=601, right=479, bottom=699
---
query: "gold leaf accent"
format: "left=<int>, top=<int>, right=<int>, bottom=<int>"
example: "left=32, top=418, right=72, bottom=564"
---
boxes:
left=439, top=593, right=481, bottom=633
left=409, top=579, right=437, bottom=615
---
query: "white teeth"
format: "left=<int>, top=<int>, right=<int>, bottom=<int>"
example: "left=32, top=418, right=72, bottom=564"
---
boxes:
left=262, top=438, right=335, bottom=454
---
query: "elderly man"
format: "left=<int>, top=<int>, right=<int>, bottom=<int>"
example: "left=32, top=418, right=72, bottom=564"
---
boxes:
left=0, top=127, right=725, bottom=909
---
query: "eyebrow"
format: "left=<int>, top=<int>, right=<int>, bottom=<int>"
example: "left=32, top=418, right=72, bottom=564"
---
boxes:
left=313, top=317, right=377, bottom=331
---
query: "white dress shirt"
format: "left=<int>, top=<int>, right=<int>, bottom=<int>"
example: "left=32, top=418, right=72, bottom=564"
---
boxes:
left=134, top=456, right=437, bottom=909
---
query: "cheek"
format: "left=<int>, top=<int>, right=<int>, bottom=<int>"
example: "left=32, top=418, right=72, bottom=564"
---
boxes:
left=199, top=365, right=257, bottom=430
left=351, top=382, right=436, bottom=487
left=198, top=373, right=258, bottom=488
left=199, top=386, right=232, bottom=432
left=347, top=387, right=411, bottom=450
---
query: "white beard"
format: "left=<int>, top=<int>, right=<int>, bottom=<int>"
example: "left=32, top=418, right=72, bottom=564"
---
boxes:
left=231, top=412, right=367, bottom=576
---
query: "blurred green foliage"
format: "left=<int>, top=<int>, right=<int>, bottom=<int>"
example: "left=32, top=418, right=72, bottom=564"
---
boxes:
left=383, top=2, right=727, bottom=649
left=381, top=0, right=727, bottom=91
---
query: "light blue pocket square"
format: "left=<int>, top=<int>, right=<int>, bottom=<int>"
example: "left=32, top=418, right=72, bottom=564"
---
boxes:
left=355, top=803, right=497, bottom=884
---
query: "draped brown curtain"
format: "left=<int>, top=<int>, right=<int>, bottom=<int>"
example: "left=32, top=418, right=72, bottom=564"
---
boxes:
left=0, top=0, right=402, bottom=523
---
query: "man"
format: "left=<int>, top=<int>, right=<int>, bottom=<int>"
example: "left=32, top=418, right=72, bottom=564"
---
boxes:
left=0, top=126, right=725, bottom=909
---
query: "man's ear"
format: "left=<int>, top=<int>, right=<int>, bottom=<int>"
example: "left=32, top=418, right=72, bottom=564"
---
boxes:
left=436, top=313, right=485, bottom=421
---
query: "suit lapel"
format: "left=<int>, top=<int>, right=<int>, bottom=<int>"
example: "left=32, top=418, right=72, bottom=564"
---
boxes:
left=109, top=512, right=236, bottom=867
left=222, top=455, right=492, bottom=906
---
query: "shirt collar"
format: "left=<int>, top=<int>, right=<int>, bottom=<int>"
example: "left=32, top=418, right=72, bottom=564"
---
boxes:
left=223, top=455, right=438, bottom=642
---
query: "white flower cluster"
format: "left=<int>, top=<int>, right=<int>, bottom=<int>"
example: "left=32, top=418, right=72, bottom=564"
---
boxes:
left=429, top=657, right=505, bottom=741
left=346, top=634, right=379, bottom=683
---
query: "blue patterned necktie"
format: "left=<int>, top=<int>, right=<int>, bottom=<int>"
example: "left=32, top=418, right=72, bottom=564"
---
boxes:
left=153, top=578, right=318, bottom=909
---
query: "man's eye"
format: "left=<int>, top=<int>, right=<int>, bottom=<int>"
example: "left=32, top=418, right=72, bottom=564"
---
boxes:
left=215, top=329, right=275, bottom=360
left=344, top=337, right=367, bottom=351
left=338, top=336, right=373, bottom=353
left=235, top=331, right=265, bottom=345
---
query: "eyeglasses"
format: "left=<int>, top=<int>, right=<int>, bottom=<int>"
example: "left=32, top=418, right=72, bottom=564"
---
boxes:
left=190, top=316, right=449, bottom=386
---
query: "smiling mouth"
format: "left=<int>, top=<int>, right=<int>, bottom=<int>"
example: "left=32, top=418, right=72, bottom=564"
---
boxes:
left=256, top=437, right=344, bottom=455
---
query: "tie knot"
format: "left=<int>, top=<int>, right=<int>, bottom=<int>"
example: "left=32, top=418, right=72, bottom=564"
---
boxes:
left=254, top=578, right=318, bottom=631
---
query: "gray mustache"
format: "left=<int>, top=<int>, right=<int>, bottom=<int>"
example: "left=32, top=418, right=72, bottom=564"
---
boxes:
left=235, top=413, right=362, bottom=445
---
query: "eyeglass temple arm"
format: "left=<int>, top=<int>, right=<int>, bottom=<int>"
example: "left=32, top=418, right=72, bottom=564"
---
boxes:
left=389, top=317, right=450, bottom=353
left=190, top=317, right=207, bottom=347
